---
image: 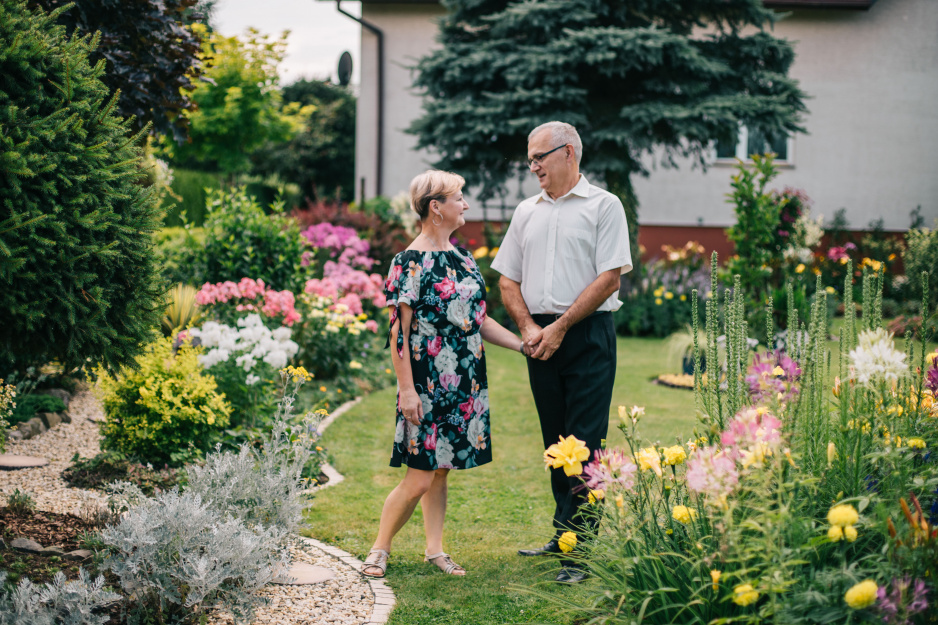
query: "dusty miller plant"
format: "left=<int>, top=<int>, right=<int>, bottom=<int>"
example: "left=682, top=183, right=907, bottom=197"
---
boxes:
left=99, top=489, right=289, bottom=624
left=0, top=569, right=119, bottom=625
left=185, top=373, right=321, bottom=536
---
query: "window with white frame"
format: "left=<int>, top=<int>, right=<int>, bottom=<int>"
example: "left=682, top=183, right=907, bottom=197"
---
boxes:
left=715, top=126, right=793, bottom=164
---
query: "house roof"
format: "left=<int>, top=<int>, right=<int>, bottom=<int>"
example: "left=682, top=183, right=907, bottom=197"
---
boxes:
left=325, top=0, right=876, bottom=6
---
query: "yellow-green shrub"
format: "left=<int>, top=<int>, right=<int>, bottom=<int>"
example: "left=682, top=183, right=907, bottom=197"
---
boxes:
left=98, top=337, right=231, bottom=466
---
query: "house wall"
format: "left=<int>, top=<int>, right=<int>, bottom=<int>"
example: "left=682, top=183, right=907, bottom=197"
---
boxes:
left=354, top=0, right=938, bottom=232
left=632, top=0, right=938, bottom=230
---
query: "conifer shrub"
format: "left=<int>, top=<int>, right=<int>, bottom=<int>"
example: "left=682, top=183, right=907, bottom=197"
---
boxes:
left=97, top=336, right=231, bottom=466
left=0, top=0, right=164, bottom=374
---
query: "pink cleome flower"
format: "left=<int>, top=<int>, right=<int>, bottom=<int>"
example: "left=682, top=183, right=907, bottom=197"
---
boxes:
left=583, top=449, right=637, bottom=492
left=686, top=446, right=739, bottom=500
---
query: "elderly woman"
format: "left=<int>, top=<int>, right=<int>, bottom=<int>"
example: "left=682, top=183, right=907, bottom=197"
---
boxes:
left=361, top=170, right=525, bottom=578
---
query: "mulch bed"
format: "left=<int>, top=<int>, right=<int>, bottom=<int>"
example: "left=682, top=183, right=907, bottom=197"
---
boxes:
left=0, top=507, right=98, bottom=551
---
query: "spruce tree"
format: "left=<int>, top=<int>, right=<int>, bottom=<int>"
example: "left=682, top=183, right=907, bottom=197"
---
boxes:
left=410, top=0, right=808, bottom=255
left=0, top=0, right=165, bottom=374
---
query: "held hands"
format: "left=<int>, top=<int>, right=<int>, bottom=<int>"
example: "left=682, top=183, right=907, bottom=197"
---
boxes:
left=529, top=322, right=565, bottom=360
left=399, top=388, right=424, bottom=426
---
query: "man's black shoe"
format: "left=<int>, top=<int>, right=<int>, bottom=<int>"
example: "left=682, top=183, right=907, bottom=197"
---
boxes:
left=556, top=566, right=589, bottom=584
left=517, top=539, right=562, bottom=557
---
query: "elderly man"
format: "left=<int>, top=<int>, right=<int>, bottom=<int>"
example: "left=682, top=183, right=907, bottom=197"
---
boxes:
left=491, top=121, right=632, bottom=583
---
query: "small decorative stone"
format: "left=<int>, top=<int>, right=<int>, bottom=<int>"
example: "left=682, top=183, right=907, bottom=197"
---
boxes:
left=40, top=546, right=66, bottom=557
left=28, top=418, right=46, bottom=436
left=59, top=411, right=72, bottom=424
left=11, top=537, right=43, bottom=554
left=6, top=431, right=22, bottom=442
left=0, top=454, right=50, bottom=470
left=64, top=549, right=94, bottom=561
left=272, top=562, right=336, bottom=585
left=39, top=412, right=61, bottom=429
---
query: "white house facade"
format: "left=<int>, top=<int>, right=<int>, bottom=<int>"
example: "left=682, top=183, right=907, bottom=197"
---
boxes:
left=335, top=0, right=938, bottom=253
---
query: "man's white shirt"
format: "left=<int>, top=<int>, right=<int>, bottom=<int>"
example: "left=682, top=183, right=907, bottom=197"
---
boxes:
left=491, top=174, right=632, bottom=315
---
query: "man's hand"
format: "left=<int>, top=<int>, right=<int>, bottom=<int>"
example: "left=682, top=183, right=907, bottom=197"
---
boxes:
left=530, top=322, right=566, bottom=360
left=399, top=388, right=424, bottom=426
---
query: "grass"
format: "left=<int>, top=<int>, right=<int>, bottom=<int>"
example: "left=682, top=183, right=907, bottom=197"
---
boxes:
left=303, top=336, right=699, bottom=625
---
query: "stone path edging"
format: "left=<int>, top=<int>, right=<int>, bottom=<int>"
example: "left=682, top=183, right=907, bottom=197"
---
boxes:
left=311, top=395, right=396, bottom=625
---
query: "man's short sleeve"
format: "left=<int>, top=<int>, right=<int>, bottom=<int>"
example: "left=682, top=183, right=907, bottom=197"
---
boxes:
left=491, top=216, right=524, bottom=282
left=595, top=196, right=633, bottom=275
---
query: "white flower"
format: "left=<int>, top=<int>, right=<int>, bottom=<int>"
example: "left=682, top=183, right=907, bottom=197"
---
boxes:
left=435, top=435, right=455, bottom=468
left=467, top=333, right=482, bottom=359
left=245, top=374, right=260, bottom=386
left=417, top=316, right=438, bottom=337
left=236, top=353, right=256, bottom=372
left=263, top=349, right=289, bottom=369
left=446, top=299, right=472, bottom=330
left=467, top=416, right=486, bottom=450
left=456, top=277, right=480, bottom=300
left=849, top=328, right=908, bottom=386
left=271, top=327, right=292, bottom=341
left=394, top=418, right=405, bottom=444
left=434, top=344, right=459, bottom=375
left=420, top=393, right=433, bottom=419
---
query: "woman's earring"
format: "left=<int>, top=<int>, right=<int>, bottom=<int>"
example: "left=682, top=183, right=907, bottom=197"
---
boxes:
left=432, top=212, right=443, bottom=227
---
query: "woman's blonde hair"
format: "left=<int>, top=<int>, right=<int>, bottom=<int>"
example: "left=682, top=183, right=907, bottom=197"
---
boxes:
left=409, top=170, right=465, bottom=221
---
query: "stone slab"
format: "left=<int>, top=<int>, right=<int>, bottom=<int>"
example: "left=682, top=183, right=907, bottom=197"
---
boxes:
left=272, top=562, right=336, bottom=585
left=11, top=538, right=43, bottom=553
left=39, top=546, right=65, bottom=557
left=39, top=412, right=61, bottom=429
left=64, top=549, right=94, bottom=561
left=60, top=411, right=72, bottom=424
left=0, top=454, right=49, bottom=470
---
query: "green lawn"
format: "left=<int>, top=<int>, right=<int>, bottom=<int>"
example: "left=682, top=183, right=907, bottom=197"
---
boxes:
left=303, top=336, right=699, bottom=625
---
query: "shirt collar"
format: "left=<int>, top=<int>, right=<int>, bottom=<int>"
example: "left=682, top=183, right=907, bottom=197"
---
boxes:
left=536, top=174, right=590, bottom=204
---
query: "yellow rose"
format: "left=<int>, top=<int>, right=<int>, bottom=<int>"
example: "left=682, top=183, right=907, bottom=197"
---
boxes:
left=732, top=584, right=760, bottom=606
left=844, top=580, right=878, bottom=609
left=844, top=525, right=858, bottom=542
left=828, top=504, right=859, bottom=527
left=558, top=531, right=577, bottom=553
left=662, top=445, right=687, bottom=466
left=672, top=505, right=697, bottom=524
left=827, top=525, right=843, bottom=542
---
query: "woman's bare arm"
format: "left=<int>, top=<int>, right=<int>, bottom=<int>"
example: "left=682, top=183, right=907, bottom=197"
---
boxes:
left=480, top=316, right=525, bottom=354
left=388, top=303, right=423, bottom=425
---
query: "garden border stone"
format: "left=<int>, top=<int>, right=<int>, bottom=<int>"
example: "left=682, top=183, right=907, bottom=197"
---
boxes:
left=3, top=389, right=71, bottom=444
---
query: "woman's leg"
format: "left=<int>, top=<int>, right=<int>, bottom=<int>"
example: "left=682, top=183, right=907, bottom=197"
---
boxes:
left=420, top=468, right=450, bottom=555
left=364, top=467, right=435, bottom=576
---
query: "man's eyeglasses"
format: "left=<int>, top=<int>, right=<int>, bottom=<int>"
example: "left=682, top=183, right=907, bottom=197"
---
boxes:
left=527, top=144, right=568, bottom=168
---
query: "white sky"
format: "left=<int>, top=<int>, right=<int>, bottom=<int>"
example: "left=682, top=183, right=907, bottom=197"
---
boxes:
left=213, top=0, right=362, bottom=86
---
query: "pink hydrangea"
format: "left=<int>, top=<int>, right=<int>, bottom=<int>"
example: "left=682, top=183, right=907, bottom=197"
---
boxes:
left=686, top=446, right=739, bottom=500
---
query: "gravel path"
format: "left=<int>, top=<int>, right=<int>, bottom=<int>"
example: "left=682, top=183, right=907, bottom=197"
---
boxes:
left=0, top=387, right=394, bottom=625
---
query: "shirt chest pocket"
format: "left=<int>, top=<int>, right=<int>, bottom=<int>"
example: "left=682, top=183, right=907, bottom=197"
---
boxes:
left=559, top=227, right=594, bottom=261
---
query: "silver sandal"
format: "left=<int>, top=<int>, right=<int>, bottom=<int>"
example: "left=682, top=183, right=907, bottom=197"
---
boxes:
left=424, top=551, right=465, bottom=575
left=362, top=549, right=389, bottom=578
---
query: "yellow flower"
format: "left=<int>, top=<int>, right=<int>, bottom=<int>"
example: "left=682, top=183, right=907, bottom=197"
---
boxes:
left=827, top=525, right=843, bottom=541
left=617, top=405, right=627, bottom=422
left=558, top=531, right=577, bottom=553
left=315, top=446, right=323, bottom=452
left=825, top=286, right=836, bottom=294
left=710, top=570, right=721, bottom=591
left=320, top=386, right=327, bottom=392
left=654, top=286, right=665, bottom=297
left=489, top=246, right=499, bottom=257
left=349, top=360, right=363, bottom=370
left=795, top=263, right=805, bottom=274
left=385, top=368, right=392, bottom=374
left=680, top=294, right=687, bottom=301
left=927, top=351, right=937, bottom=366
left=732, top=584, right=760, bottom=606
left=473, top=246, right=489, bottom=259
left=844, top=580, right=878, bottom=609
left=337, top=389, right=342, bottom=394
left=828, top=504, right=859, bottom=527
left=827, top=442, right=837, bottom=467
left=588, top=489, right=605, bottom=504
left=908, top=437, right=926, bottom=450
left=630, top=405, right=645, bottom=421
left=281, top=366, right=313, bottom=383
left=672, top=505, right=697, bottom=524
left=664, top=291, right=674, bottom=300
left=615, top=494, right=624, bottom=508
left=544, top=434, right=591, bottom=476
left=772, top=365, right=785, bottom=377
left=662, top=445, right=687, bottom=466
left=844, top=525, right=858, bottom=542
left=635, top=447, right=662, bottom=477
left=655, top=298, right=663, bottom=305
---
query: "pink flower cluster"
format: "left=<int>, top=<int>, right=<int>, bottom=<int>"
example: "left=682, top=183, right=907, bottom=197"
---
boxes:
left=300, top=223, right=375, bottom=270
left=583, top=449, right=637, bottom=492
left=196, top=278, right=301, bottom=326
left=826, top=242, right=857, bottom=261
left=720, top=407, right=783, bottom=451
left=746, top=350, right=802, bottom=404
left=304, top=261, right=386, bottom=316
left=686, top=447, right=739, bottom=500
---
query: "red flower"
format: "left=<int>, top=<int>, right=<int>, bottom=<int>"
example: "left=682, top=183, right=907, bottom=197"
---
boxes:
left=459, top=399, right=474, bottom=420
left=434, top=277, right=456, bottom=299
left=427, top=336, right=443, bottom=357
left=425, top=424, right=437, bottom=451
left=475, top=300, right=487, bottom=326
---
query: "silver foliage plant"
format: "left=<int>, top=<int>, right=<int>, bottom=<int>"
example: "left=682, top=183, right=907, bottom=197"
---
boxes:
left=99, top=489, right=290, bottom=624
left=185, top=379, right=321, bottom=536
left=0, top=569, right=120, bottom=625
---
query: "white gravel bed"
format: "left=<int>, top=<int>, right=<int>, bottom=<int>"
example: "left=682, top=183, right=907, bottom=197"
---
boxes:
left=0, top=388, right=392, bottom=624
left=0, top=384, right=107, bottom=515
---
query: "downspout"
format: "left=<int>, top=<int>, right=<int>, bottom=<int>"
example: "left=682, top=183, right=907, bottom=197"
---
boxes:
left=335, top=0, right=384, bottom=197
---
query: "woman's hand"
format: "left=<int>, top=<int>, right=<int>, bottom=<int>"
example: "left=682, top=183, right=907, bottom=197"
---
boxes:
left=399, top=388, right=424, bottom=426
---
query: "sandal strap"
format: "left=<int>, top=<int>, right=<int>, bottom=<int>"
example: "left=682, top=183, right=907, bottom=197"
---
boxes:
left=363, top=549, right=389, bottom=575
left=425, top=551, right=464, bottom=575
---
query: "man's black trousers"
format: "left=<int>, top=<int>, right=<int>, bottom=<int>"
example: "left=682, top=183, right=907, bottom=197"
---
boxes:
left=527, top=312, right=615, bottom=535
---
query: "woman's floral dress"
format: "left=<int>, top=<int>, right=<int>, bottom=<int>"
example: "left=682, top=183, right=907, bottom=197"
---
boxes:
left=384, top=248, right=491, bottom=470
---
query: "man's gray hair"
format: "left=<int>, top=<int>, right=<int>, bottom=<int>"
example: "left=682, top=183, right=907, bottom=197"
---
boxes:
left=528, top=121, right=583, bottom=165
